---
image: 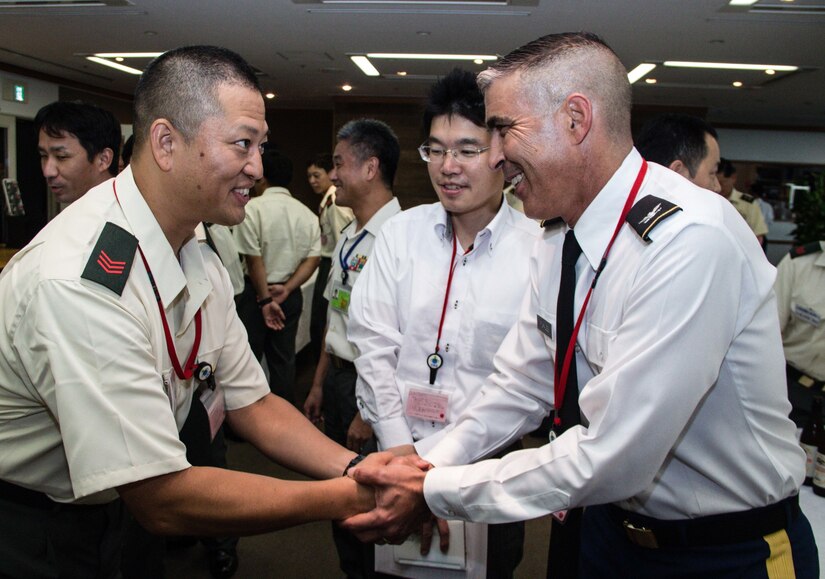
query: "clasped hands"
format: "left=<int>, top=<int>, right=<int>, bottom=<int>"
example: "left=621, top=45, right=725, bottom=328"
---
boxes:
left=341, top=450, right=450, bottom=553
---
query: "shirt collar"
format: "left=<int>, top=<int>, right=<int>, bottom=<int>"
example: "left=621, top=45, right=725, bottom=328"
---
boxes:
left=573, top=148, right=645, bottom=271
left=433, top=195, right=509, bottom=255
left=115, top=166, right=211, bottom=320
left=353, top=197, right=402, bottom=237
left=320, top=185, right=336, bottom=208
left=263, top=186, right=292, bottom=197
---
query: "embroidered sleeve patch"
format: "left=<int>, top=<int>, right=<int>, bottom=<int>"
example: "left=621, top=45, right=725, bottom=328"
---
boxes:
left=625, top=195, right=682, bottom=242
left=81, top=222, right=138, bottom=296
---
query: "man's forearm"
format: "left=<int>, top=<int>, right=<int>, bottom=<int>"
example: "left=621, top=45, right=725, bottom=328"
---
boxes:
left=244, top=255, right=269, bottom=300
left=118, top=465, right=371, bottom=537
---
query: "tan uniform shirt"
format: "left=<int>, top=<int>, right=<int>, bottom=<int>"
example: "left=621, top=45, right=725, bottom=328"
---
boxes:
left=728, top=188, right=768, bottom=238
left=775, top=241, right=825, bottom=381
left=319, top=185, right=354, bottom=258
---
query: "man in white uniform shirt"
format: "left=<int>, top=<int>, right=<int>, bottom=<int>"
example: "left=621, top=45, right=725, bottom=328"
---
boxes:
left=234, top=149, right=321, bottom=404
left=303, top=118, right=402, bottom=579
left=308, top=152, right=355, bottom=354
left=342, top=33, right=818, bottom=579
left=0, top=46, right=372, bottom=578
left=347, top=69, right=538, bottom=577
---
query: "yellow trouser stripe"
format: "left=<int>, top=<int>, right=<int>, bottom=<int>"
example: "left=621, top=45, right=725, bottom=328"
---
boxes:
left=764, top=528, right=796, bottom=579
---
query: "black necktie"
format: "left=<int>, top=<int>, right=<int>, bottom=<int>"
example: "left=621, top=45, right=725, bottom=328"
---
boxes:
left=555, top=229, right=583, bottom=433
left=546, top=228, right=584, bottom=579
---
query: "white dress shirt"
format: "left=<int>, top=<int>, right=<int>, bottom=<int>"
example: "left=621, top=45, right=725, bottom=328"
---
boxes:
left=423, top=149, right=805, bottom=522
left=348, top=200, right=541, bottom=452
left=0, top=168, right=268, bottom=503
left=324, top=198, right=402, bottom=362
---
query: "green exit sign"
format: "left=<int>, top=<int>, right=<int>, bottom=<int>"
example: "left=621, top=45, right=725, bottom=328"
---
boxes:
left=2, top=80, right=28, bottom=104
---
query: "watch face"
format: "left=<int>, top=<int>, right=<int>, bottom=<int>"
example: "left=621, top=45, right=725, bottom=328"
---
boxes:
left=196, top=361, right=213, bottom=382
left=427, top=353, right=443, bottom=370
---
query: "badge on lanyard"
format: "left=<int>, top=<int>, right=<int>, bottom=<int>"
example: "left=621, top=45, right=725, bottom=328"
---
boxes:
left=196, top=361, right=215, bottom=390
left=330, top=282, right=352, bottom=314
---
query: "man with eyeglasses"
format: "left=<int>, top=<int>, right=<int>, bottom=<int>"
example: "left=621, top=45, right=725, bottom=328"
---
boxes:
left=347, top=68, right=539, bottom=577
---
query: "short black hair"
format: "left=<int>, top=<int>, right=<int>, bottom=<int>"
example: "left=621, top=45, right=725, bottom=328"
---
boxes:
left=307, top=153, right=333, bottom=172
left=34, top=100, right=121, bottom=176
left=133, top=45, right=261, bottom=152
left=121, top=134, right=135, bottom=167
left=261, top=149, right=293, bottom=187
left=718, top=157, right=736, bottom=178
left=636, top=113, right=718, bottom=178
left=422, top=68, right=486, bottom=138
left=336, top=118, right=400, bottom=189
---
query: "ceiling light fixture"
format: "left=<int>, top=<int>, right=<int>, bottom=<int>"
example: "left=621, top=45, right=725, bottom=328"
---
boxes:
left=627, top=63, right=656, bottom=84
left=765, top=69, right=776, bottom=75
left=728, top=0, right=758, bottom=5
left=350, top=55, right=380, bottom=76
left=86, top=56, right=142, bottom=75
left=265, top=92, right=276, bottom=99
left=645, top=78, right=657, bottom=84
left=342, top=84, right=353, bottom=91
left=664, top=61, right=798, bottom=72
left=397, top=71, right=407, bottom=76
left=732, top=81, right=744, bottom=87
left=367, top=52, right=497, bottom=61
left=93, top=52, right=163, bottom=59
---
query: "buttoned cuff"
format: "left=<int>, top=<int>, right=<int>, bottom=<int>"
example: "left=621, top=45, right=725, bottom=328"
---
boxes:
left=419, top=434, right=472, bottom=468
left=423, top=465, right=469, bottom=520
left=414, top=426, right=452, bottom=460
left=373, top=417, right=415, bottom=449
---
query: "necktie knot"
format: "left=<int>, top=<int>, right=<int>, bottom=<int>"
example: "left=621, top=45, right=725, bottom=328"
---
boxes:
left=562, top=229, right=583, bottom=267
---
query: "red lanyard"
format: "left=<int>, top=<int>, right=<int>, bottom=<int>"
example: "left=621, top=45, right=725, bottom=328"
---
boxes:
left=428, top=230, right=473, bottom=384
left=553, top=160, right=648, bottom=426
left=113, top=182, right=203, bottom=381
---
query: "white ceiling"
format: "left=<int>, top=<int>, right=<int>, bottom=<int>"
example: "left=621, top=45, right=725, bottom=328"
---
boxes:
left=0, top=0, right=823, bottom=128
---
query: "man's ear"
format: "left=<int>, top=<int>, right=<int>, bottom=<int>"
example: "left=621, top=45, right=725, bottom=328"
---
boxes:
left=565, top=94, right=592, bottom=145
left=364, top=156, right=379, bottom=181
left=668, top=159, right=692, bottom=180
left=95, top=148, right=114, bottom=174
left=149, top=119, right=177, bottom=172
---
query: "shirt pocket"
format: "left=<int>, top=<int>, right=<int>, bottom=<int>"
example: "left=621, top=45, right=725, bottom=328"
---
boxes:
left=465, top=307, right=520, bottom=371
left=583, top=322, right=616, bottom=374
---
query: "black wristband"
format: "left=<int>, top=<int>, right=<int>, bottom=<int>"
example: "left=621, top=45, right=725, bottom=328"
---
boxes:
left=257, top=296, right=273, bottom=307
left=343, top=454, right=366, bottom=477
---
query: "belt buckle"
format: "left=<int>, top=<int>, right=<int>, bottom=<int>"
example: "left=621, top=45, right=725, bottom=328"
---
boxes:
left=623, top=520, right=659, bottom=549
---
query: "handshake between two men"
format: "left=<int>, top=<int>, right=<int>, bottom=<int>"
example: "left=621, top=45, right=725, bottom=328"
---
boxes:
left=341, top=450, right=451, bottom=553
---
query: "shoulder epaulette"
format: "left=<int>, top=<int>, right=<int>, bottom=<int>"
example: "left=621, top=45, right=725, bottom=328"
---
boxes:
left=625, top=195, right=682, bottom=243
left=739, top=193, right=755, bottom=203
left=81, top=222, right=138, bottom=296
left=541, top=217, right=564, bottom=229
left=790, top=242, right=823, bottom=259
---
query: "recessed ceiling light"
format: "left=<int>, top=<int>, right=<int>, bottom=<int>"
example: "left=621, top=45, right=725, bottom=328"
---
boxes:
left=728, top=0, right=758, bottom=5
left=732, top=81, right=744, bottom=87
left=397, top=71, right=407, bottom=76
left=627, top=63, right=656, bottom=84
left=265, top=92, right=276, bottom=99
left=86, top=56, right=142, bottom=75
left=645, top=78, right=657, bottom=84
left=342, top=84, right=353, bottom=92
left=474, top=59, right=483, bottom=65
left=350, top=55, right=380, bottom=77
left=765, top=69, right=776, bottom=75
left=115, top=57, right=124, bottom=62
left=664, top=61, right=797, bottom=72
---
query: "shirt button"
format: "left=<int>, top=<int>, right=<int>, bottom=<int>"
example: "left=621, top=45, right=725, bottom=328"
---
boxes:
left=575, top=345, right=581, bottom=353
left=447, top=509, right=456, bottom=516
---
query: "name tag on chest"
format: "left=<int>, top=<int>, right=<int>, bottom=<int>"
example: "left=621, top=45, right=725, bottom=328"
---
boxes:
left=405, top=386, right=449, bottom=423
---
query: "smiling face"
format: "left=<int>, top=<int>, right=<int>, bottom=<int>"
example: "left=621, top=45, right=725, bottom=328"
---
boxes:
left=175, top=83, right=268, bottom=228
left=329, top=139, right=370, bottom=209
left=38, top=129, right=111, bottom=204
left=426, top=114, right=504, bottom=221
left=485, top=72, right=571, bottom=221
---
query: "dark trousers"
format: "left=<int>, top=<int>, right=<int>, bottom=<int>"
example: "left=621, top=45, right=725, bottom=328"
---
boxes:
left=579, top=502, right=819, bottom=579
left=264, top=289, right=303, bottom=405
left=236, top=278, right=265, bottom=361
left=322, top=364, right=379, bottom=578
left=310, top=256, right=332, bottom=355
left=0, top=490, right=126, bottom=579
